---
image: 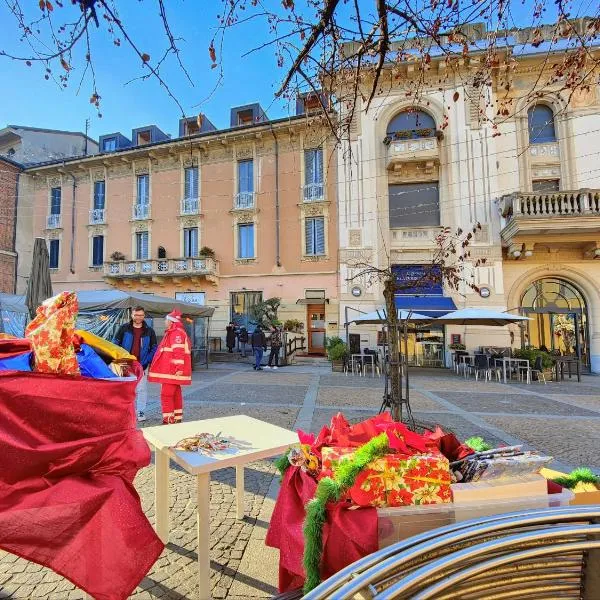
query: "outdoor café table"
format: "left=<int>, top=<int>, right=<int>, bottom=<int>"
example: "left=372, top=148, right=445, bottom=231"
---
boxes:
left=493, top=356, right=531, bottom=384
left=142, top=415, right=297, bottom=600
left=553, top=356, right=582, bottom=382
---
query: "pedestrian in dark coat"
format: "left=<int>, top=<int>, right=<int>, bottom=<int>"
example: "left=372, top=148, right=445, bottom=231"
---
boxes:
left=238, top=326, right=249, bottom=358
left=225, top=322, right=236, bottom=353
left=251, top=325, right=267, bottom=371
left=267, top=326, right=282, bottom=368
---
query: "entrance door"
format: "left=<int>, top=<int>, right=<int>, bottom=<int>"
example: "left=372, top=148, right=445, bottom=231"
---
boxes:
left=307, top=304, right=326, bottom=354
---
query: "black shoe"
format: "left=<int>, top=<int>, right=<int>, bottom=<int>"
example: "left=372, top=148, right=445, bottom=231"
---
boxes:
left=257, top=367, right=263, bottom=371
left=253, top=366, right=256, bottom=370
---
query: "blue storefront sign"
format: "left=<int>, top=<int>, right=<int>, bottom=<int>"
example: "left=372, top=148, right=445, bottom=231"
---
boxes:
left=392, top=265, right=443, bottom=295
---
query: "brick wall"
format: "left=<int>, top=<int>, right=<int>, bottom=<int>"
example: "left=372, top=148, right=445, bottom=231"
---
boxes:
left=0, top=158, right=21, bottom=293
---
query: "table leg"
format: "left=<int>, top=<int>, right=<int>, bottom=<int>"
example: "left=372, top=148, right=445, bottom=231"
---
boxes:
left=236, top=465, right=245, bottom=520
left=197, top=472, right=211, bottom=600
left=154, top=448, right=170, bottom=544
left=503, top=361, right=507, bottom=384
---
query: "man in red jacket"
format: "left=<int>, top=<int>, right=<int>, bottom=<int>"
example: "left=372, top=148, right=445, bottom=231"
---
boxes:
left=148, top=310, right=192, bottom=424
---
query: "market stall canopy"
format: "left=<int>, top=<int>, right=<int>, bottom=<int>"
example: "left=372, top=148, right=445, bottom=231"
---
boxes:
left=0, top=293, right=29, bottom=314
left=350, top=308, right=431, bottom=325
left=433, top=308, right=530, bottom=326
left=75, top=290, right=214, bottom=317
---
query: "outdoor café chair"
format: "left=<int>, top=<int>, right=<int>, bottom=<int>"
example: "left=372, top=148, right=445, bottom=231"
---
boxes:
left=469, top=354, right=492, bottom=381
left=521, top=355, right=546, bottom=384
left=302, top=504, right=600, bottom=600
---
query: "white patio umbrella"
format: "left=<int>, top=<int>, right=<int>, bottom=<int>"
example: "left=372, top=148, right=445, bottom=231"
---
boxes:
left=350, top=308, right=431, bottom=325
left=433, top=308, right=530, bottom=326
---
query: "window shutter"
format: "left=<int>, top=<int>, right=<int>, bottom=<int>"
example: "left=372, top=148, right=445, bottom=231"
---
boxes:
left=94, top=181, right=105, bottom=210
left=185, top=167, right=198, bottom=199
left=305, top=218, right=315, bottom=254
left=238, top=160, right=253, bottom=193
left=191, top=227, right=198, bottom=256
left=315, top=217, right=325, bottom=254
left=92, top=235, right=104, bottom=266
left=49, top=240, right=59, bottom=268
left=137, top=175, right=149, bottom=205
left=51, top=188, right=61, bottom=214
left=305, top=149, right=323, bottom=185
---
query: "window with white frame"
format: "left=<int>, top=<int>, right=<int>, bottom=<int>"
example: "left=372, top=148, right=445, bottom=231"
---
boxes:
left=183, top=227, right=199, bottom=258
left=137, top=174, right=149, bottom=205
left=48, top=239, right=60, bottom=269
left=92, top=235, right=104, bottom=266
left=93, top=181, right=105, bottom=210
left=237, top=223, right=255, bottom=259
left=305, top=216, right=325, bottom=255
left=184, top=166, right=198, bottom=199
left=238, top=160, right=253, bottom=194
left=50, top=187, right=61, bottom=214
left=135, top=231, right=149, bottom=260
left=527, top=105, right=556, bottom=144
left=102, top=137, right=117, bottom=152
left=304, top=148, right=324, bottom=201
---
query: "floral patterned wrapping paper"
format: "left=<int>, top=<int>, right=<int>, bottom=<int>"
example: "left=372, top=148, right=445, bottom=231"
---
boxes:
left=25, top=291, right=80, bottom=375
left=321, top=447, right=452, bottom=507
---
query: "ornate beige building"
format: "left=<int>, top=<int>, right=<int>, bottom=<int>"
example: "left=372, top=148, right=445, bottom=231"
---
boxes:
left=336, top=21, right=600, bottom=372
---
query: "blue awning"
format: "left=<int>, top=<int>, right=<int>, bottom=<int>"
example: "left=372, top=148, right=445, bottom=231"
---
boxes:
left=394, top=295, right=457, bottom=318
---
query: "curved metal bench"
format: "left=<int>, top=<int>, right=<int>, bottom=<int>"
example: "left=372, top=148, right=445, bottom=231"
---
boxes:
left=303, top=505, right=600, bottom=599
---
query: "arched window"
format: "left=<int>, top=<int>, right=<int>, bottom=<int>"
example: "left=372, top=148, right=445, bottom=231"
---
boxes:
left=387, top=110, right=436, bottom=140
left=527, top=105, right=556, bottom=143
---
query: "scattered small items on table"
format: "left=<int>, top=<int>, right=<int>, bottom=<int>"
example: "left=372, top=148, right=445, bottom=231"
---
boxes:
left=171, top=432, right=244, bottom=454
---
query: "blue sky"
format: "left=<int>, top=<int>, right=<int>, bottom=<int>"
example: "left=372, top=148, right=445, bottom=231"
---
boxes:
left=0, top=0, right=578, bottom=141
left=0, top=1, right=302, bottom=140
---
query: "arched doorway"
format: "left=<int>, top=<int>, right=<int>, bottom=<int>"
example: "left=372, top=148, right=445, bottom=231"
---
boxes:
left=520, top=278, right=589, bottom=367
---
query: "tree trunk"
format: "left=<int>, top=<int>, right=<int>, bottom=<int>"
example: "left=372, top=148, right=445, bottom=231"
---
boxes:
left=383, top=277, right=401, bottom=421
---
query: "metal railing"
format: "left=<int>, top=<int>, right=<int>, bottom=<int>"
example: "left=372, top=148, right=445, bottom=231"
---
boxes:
left=303, top=182, right=324, bottom=202
left=46, top=213, right=61, bottom=229
left=104, top=257, right=218, bottom=278
left=234, top=191, right=255, bottom=209
left=89, top=208, right=106, bottom=224
left=180, top=197, right=200, bottom=215
left=502, top=189, right=600, bottom=220
left=132, top=203, right=150, bottom=220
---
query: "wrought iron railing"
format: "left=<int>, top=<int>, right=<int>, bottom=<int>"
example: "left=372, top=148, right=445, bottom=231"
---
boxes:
left=89, top=208, right=106, bottom=224
left=303, top=182, right=324, bottom=202
left=234, top=192, right=255, bottom=209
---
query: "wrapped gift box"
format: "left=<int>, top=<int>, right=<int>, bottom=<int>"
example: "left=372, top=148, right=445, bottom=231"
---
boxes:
left=540, top=468, right=600, bottom=506
left=321, top=447, right=452, bottom=508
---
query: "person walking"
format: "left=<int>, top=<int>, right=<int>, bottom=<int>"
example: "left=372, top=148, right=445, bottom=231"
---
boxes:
left=238, top=326, right=249, bottom=358
left=225, top=322, right=236, bottom=353
left=112, top=305, right=158, bottom=422
left=148, top=310, right=192, bottom=424
left=251, top=324, right=267, bottom=371
left=267, top=325, right=282, bottom=369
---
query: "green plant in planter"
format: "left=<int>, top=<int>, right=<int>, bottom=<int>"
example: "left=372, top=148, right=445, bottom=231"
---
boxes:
left=110, top=251, right=125, bottom=261
left=325, top=337, right=348, bottom=361
left=449, top=343, right=466, bottom=350
left=199, top=246, right=215, bottom=259
left=283, top=319, right=304, bottom=332
left=513, top=347, right=554, bottom=369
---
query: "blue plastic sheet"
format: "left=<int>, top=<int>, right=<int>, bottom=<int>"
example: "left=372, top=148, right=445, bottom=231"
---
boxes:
left=76, top=344, right=116, bottom=379
left=0, top=352, right=32, bottom=372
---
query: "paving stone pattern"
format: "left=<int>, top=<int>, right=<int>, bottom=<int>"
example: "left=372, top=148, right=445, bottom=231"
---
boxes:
left=1, top=364, right=599, bottom=599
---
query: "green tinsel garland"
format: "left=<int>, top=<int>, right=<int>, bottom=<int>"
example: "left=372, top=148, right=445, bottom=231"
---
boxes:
left=551, top=467, right=599, bottom=489
left=465, top=436, right=492, bottom=452
left=274, top=452, right=291, bottom=480
left=302, top=433, right=390, bottom=593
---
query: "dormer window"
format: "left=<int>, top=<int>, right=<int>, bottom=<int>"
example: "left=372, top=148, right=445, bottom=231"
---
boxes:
left=137, top=130, right=151, bottom=145
left=237, top=110, right=253, bottom=126
left=102, top=137, right=117, bottom=152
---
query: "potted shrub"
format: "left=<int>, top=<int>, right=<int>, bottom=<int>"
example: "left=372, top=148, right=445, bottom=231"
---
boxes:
left=513, top=347, right=554, bottom=380
left=326, top=336, right=348, bottom=372
left=283, top=319, right=304, bottom=333
left=200, top=246, right=216, bottom=259
left=449, top=342, right=466, bottom=351
left=110, top=251, right=125, bottom=261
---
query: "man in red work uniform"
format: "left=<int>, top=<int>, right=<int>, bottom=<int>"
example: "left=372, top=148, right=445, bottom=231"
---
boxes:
left=148, top=310, right=192, bottom=424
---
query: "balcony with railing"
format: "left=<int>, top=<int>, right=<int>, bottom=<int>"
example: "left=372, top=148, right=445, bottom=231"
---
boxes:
left=500, top=188, right=600, bottom=248
left=303, top=182, right=324, bottom=202
left=46, top=214, right=62, bottom=229
left=234, top=192, right=255, bottom=210
left=386, top=135, right=440, bottom=170
left=89, top=208, right=106, bottom=224
left=132, top=203, right=151, bottom=220
left=104, top=257, right=219, bottom=285
left=180, top=197, right=200, bottom=215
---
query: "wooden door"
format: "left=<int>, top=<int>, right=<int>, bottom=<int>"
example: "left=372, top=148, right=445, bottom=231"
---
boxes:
left=307, top=304, right=326, bottom=355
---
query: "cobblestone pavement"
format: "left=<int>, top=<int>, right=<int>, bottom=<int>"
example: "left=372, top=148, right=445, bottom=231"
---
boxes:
left=1, top=364, right=598, bottom=599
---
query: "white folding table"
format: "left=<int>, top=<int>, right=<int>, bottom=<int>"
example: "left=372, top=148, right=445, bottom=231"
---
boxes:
left=142, top=415, right=297, bottom=600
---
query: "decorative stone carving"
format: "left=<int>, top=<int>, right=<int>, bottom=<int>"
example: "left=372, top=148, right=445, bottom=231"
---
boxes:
left=89, top=226, right=105, bottom=236
left=233, top=211, right=255, bottom=224
left=181, top=217, right=199, bottom=228
left=134, top=222, right=149, bottom=233
left=301, top=204, right=326, bottom=217
left=47, top=230, right=60, bottom=240
left=339, top=249, right=373, bottom=264
left=48, top=176, right=61, bottom=188
left=236, top=146, right=253, bottom=160
left=348, top=229, right=362, bottom=247
left=473, top=224, right=489, bottom=244
left=182, top=156, right=196, bottom=169
left=92, top=169, right=105, bottom=181
left=134, top=163, right=149, bottom=175
left=301, top=255, right=329, bottom=263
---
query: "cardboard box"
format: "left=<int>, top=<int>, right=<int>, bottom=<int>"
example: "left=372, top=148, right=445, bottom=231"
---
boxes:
left=451, top=475, right=549, bottom=503
left=540, top=468, right=600, bottom=506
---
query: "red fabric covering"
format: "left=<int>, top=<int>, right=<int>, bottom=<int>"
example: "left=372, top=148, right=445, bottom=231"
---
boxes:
left=266, top=467, right=378, bottom=593
left=0, top=338, right=31, bottom=358
left=424, top=426, right=475, bottom=461
left=147, top=321, right=192, bottom=386
left=0, top=371, right=164, bottom=600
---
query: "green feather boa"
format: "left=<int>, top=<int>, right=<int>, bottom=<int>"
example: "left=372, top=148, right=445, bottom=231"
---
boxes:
left=302, top=433, right=390, bottom=593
